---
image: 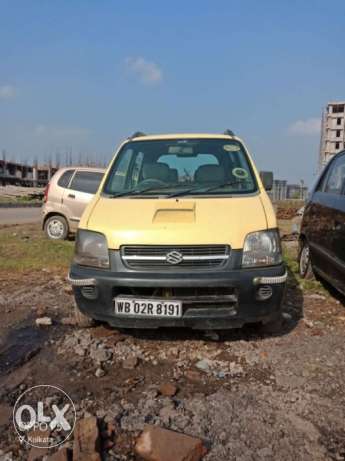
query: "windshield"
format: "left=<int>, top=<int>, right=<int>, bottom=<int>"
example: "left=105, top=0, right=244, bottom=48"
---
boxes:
left=103, top=138, right=258, bottom=197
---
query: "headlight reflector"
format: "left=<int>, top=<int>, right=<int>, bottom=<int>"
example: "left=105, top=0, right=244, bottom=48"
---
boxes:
left=74, top=230, right=109, bottom=268
left=242, top=229, right=282, bottom=268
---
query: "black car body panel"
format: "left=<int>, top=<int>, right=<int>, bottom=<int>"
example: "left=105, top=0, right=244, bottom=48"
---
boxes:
left=300, top=150, right=345, bottom=294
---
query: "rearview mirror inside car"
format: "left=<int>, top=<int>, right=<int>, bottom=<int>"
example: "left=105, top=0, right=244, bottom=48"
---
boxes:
left=260, top=171, right=273, bottom=191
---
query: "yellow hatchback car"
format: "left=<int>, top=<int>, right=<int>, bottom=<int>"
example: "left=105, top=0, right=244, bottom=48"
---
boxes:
left=69, top=131, right=287, bottom=332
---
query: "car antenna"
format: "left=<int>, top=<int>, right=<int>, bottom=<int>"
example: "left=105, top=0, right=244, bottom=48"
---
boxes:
left=223, top=129, right=235, bottom=136
left=129, top=131, right=146, bottom=139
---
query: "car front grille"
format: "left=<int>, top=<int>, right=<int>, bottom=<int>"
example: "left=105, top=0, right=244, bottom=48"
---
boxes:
left=121, top=245, right=230, bottom=270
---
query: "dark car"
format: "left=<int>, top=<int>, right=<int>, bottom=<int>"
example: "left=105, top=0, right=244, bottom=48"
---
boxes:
left=299, top=150, right=345, bottom=295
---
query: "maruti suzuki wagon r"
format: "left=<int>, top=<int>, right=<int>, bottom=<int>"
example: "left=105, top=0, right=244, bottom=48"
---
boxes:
left=69, top=131, right=287, bottom=332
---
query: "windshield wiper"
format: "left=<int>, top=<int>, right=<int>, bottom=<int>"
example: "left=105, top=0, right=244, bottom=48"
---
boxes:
left=106, top=184, right=188, bottom=198
left=106, top=187, right=163, bottom=198
left=167, top=180, right=248, bottom=198
left=107, top=181, right=249, bottom=199
left=202, top=180, right=249, bottom=193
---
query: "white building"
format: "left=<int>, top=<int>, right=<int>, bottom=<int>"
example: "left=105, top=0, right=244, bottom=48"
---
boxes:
left=319, top=101, right=345, bottom=170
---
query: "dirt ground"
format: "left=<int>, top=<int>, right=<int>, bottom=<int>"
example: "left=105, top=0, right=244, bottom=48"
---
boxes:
left=0, top=224, right=345, bottom=461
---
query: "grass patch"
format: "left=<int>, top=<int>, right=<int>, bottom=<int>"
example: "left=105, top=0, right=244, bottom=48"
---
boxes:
left=0, top=195, right=42, bottom=204
left=0, top=225, right=74, bottom=272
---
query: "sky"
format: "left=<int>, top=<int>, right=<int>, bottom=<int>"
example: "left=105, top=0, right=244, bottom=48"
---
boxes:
left=1, top=0, right=345, bottom=187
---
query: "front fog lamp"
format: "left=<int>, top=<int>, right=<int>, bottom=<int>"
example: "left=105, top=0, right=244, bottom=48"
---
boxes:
left=74, top=230, right=109, bottom=268
left=242, top=229, right=282, bottom=268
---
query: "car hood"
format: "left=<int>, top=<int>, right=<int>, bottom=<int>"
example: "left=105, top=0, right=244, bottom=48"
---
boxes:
left=85, top=195, right=269, bottom=249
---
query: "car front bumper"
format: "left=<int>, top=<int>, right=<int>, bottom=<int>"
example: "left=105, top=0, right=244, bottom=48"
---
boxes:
left=69, top=257, right=287, bottom=329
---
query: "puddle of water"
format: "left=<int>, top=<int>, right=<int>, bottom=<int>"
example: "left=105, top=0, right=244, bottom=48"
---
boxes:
left=0, top=323, right=48, bottom=376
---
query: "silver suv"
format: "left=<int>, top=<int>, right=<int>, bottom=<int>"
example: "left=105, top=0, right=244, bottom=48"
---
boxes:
left=42, top=166, right=105, bottom=240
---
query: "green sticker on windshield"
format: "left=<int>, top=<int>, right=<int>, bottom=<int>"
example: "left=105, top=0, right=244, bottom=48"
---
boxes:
left=223, top=144, right=240, bottom=152
left=232, top=167, right=248, bottom=179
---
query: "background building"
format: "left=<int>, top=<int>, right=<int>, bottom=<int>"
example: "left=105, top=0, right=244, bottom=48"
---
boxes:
left=319, top=101, right=345, bottom=170
left=286, top=184, right=308, bottom=200
left=0, top=158, right=57, bottom=187
left=265, top=175, right=308, bottom=201
left=0, top=149, right=106, bottom=187
left=271, top=179, right=287, bottom=201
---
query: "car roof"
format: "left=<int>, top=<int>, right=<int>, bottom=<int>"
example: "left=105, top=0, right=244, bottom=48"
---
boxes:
left=58, top=166, right=106, bottom=173
left=129, top=133, right=243, bottom=142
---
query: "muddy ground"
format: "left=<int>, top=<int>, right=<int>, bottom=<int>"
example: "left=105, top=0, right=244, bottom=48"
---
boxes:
left=0, top=224, right=345, bottom=460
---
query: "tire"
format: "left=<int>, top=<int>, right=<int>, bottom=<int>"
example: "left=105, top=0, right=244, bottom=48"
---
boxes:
left=298, top=239, right=314, bottom=279
left=261, top=315, right=283, bottom=334
left=74, top=302, right=95, bottom=328
left=44, top=215, right=69, bottom=240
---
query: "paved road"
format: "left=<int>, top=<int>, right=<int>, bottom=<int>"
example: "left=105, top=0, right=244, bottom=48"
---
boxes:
left=0, top=207, right=41, bottom=225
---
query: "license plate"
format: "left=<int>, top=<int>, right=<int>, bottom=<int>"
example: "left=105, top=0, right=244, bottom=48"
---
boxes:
left=114, top=297, right=182, bottom=318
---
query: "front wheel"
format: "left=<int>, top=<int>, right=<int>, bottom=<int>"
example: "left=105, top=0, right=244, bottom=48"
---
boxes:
left=298, top=239, right=314, bottom=279
left=44, top=215, right=69, bottom=240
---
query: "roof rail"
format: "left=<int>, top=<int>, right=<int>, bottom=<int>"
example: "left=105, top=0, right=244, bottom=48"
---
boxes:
left=223, top=129, right=235, bottom=136
left=129, top=131, right=146, bottom=139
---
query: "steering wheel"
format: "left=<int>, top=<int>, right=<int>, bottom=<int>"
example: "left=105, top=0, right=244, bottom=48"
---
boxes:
left=138, top=178, right=167, bottom=188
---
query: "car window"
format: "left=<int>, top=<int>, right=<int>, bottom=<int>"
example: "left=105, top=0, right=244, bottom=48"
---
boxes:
left=57, top=169, right=75, bottom=189
left=109, top=148, right=135, bottom=190
left=316, top=168, right=329, bottom=192
left=103, top=139, right=257, bottom=196
left=158, top=154, right=218, bottom=181
left=132, top=151, right=144, bottom=185
left=324, top=154, right=345, bottom=195
left=69, top=171, right=104, bottom=194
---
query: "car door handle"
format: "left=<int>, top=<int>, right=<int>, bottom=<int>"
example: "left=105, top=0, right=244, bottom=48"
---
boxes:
left=68, top=194, right=75, bottom=199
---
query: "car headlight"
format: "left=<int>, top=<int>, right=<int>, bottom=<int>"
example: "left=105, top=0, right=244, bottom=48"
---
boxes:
left=74, top=230, right=109, bottom=268
left=242, top=229, right=282, bottom=268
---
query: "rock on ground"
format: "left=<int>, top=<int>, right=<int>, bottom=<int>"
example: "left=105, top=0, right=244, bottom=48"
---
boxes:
left=35, top=316, right=52, bottom=326
left=135, top=425, right=207, bottom=461
left=73, top=417, right=101, bottom=461
left=159, top=383, right=178, bottom=397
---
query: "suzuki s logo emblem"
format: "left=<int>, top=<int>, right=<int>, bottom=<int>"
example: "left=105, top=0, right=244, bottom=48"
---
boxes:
left=166, top=250, right=184, bottom=265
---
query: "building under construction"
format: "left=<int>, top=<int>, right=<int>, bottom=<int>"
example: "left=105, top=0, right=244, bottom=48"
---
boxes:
left=0, top=159, right=57, bottom=187
left=319, top=101, right=345, bottom=170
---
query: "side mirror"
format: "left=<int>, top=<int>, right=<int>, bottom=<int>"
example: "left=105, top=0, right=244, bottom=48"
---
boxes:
left=260, top=171, right=273, bottom=191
